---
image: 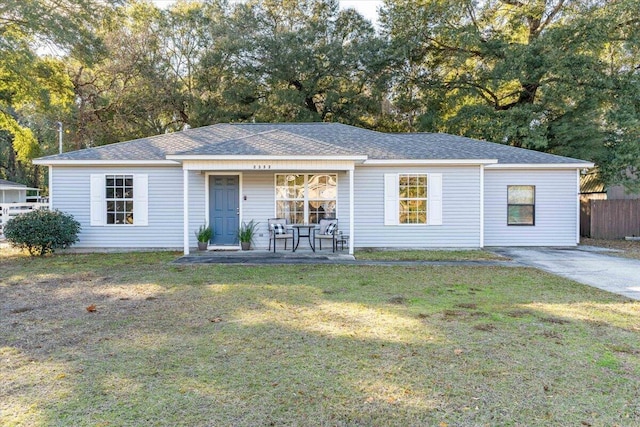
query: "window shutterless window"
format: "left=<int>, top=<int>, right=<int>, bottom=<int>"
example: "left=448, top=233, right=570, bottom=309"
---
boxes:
left=275, top=174, right=337, bottom=224
left=507, top=185, right=535, bottom=225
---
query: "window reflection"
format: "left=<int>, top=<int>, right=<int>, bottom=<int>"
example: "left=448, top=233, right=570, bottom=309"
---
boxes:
left=275, top=174, right=337, bottom=224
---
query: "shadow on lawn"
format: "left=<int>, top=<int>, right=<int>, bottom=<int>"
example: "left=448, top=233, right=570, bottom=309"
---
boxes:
left=1, top=254, right=639, bottom=426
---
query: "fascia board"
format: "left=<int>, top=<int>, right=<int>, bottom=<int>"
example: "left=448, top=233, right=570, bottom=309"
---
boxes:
left=485, top=163, right=595, bottom=169
left=32, top=160, right=180, bottom=166
left=361, top=159, right=498, bottom=166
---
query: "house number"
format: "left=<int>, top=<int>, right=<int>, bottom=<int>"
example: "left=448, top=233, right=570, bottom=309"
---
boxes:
left=253, top=164, right=271, bottom=169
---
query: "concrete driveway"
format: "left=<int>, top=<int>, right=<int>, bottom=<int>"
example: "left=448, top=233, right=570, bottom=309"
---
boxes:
left=491, top=247, right=640, bottom=301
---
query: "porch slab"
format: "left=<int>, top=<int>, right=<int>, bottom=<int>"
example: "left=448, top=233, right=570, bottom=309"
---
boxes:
left=175, top=249, right=355, bottom=264
left=173, top=249, right=521, bottom=266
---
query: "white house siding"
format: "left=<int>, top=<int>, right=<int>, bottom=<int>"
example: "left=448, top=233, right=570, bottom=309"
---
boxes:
left=484, top=169, right=578, bottom=246
left=354, top=166, right=481, bottom=248
left=187, top=170, right=206, bottom=248
left=241, top=171, right=273, bottom=249
left=52, top=165, right=184, bottom=248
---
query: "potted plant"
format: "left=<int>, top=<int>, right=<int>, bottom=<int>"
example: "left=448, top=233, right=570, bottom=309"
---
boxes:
left=237, top=220, right=258, bottom=250
left=195, top=224, right=212, bottom=250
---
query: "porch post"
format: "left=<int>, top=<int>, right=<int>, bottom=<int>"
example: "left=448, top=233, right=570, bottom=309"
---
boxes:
left=479, top=164, right=484, bottom=248
left=183, top=168, right=190, bottom=255
left=348, top=166, right=354, bottom=255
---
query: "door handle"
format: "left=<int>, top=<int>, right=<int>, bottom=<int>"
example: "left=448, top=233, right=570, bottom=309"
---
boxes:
left=237, top=208, right=239, bottom=215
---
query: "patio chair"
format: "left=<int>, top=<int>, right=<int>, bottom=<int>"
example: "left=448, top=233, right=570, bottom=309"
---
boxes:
left=315, top=218, right=338, bottom=252
left=268, top=218, right=294, bottom=252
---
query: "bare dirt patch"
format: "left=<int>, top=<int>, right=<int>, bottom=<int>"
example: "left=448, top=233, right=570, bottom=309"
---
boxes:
left=581, top=238, right=640, bottom=260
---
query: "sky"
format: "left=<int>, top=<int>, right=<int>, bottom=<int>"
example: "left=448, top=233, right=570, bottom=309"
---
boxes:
left=151, top=1, right=384, bottom=25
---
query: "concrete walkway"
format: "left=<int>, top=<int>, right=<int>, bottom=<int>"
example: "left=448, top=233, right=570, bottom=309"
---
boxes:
left=490, top=247, right=640, bottom=301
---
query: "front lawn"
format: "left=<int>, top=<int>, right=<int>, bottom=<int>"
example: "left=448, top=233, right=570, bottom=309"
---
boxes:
left=1, top=251, right=639, bottom=426
left=355, top=248, right=507, bottom=261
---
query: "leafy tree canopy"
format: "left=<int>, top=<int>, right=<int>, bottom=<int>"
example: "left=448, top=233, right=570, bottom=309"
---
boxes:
left=381, top=0, right=640, bottom=188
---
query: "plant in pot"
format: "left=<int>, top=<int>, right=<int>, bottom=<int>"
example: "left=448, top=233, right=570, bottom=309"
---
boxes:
left=195, top=224, right=212, bottom=250
left=237, top=220, right=258, bottom=250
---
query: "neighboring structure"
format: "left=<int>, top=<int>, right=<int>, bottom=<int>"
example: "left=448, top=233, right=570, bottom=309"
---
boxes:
left=0, top=179, right=47, bottom=235
left=0, top=179, right=40, bottom=203
left=580, top=168, right=640, bottom=201
left=32, top=123, right=593, bottom=254
left=580, top=169, right=640, bottom=238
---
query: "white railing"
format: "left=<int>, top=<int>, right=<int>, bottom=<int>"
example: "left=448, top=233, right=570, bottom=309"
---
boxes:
left=0, top=203, right=49, bottom=236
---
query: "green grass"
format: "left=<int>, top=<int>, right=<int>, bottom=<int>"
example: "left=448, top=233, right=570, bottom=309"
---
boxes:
left=1, top=251, right=639, bottom=426
left=355, top=248, right=507, bottom=261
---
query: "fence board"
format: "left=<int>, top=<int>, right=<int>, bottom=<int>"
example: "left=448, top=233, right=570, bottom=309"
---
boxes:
left=584, top=199, right=640, bottom=239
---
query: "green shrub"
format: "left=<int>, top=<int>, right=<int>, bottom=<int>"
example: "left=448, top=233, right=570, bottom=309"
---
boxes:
left=4, top=209, right=81, bottom=256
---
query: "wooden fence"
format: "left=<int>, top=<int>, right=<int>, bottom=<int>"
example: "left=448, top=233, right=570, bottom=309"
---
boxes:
left=581, top=199, right=640, bottom=239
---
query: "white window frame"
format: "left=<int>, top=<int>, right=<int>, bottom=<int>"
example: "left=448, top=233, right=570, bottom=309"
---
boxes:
left=90, top=173, right=148, bottom=226
left=105, top=174, right=134, bottom=225
left=384, top=173, right=442, bottom=226
left=507, top=185, right=535, bottom=226
left=274, top=173, right=338, bottom=224
left=398, top=173, right=428, bottom=224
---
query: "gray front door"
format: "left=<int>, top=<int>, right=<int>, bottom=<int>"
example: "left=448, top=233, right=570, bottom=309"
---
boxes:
left=209, top=175, right=239, bottom=245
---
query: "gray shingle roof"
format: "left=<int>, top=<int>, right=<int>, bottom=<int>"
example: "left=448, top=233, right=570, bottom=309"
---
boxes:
left=173, top=129, right=364, bottom=157
left=0, top=179, right=27, bottom=188
left=35, top=122, right=591, bottom=165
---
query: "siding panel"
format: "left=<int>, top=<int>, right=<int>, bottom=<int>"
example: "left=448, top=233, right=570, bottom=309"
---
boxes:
left=53, top=166, right=184, bottom=248
left=354, top=166, right=481, bottom=248
left=484, top=169, right=578, bottom=246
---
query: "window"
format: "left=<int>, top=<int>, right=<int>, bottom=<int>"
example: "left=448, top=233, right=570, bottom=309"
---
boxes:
left=399, top=174, right=427, bottom=224
left=275, top=174, right=337, bottom=224
left=90, top=174, right=148, bottom=226
left=384, top=173, right=442, bottom=226
left=507, top=185, right=535, bottom=225
left=106, top=175, right=134, bottom=224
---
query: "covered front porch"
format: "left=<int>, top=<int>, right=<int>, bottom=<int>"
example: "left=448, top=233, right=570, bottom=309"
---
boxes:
left=170, top=155, right=364, bottom=256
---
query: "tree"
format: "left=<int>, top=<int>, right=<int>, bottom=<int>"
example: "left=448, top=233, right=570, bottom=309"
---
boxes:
left=68, top=1, right=179, bottom=147
left=224, top=0, right=387, bottom=125
left=381, top=0, right=640, bottom=187
left=0, top=0, right=112, bottom=184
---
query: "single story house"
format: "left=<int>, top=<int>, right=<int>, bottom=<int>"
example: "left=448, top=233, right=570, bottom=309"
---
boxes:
left=33, top=123, right=593, bottom=254
left=0, top=179, right=40, bottom=203
left=0, top=179, right=45, bottom=235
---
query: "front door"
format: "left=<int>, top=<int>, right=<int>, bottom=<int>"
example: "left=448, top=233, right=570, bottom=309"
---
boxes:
left=209, top=175, right=239, bottom=246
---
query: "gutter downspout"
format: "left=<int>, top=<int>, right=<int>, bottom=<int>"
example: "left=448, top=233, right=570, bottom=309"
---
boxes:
left=576, top=169, right=580, bottom=245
